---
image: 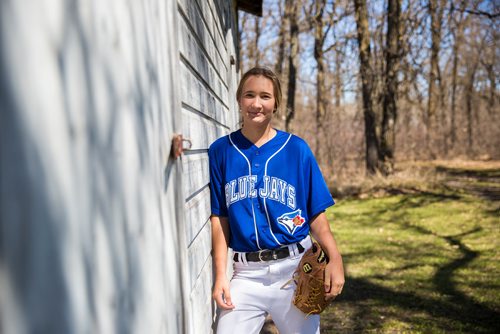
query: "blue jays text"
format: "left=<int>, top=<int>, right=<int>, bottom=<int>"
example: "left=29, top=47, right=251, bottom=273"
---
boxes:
left=225, top=175, right=296, bottom=210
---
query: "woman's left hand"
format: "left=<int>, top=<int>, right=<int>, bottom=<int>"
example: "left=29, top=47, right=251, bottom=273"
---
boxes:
left=308, top=212, right=345, bottom=301
left=324, top=255, right=345, bottom=301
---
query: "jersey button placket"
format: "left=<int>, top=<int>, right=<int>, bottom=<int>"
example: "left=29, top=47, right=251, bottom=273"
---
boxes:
left=252, top=152, right=261, bottom=172
left=253, top=162, right=262, bottom=211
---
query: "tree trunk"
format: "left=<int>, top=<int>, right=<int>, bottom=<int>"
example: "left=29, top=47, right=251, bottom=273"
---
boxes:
left=285, top=0, right=298, bottom=132
left=254, top=17, right=261, bottom=67
left=313, top=0, right=326, bottom=161
left=483, top=60, right=497, bottom=115
left=450, top=9, right=465, bottom=147
left=238, top=14, right=246, bottom=68
left=315, top=58, right=327, bottom=160
left=274, top=0, right=287, bottom=76
left=450, top=0, right=468, bottom=147
left=247, top=16, right=261, bottom=68
left=427, top=0, right=444, bottom=158
left=354, top=0, right=380, bottom=174
left=334, top=50, right=342, bottom=108
left=380, top=0, right=401, bottom=174
left=450, top=44, right=459, bottom=145
left=465, top=62, right=478, bottom=155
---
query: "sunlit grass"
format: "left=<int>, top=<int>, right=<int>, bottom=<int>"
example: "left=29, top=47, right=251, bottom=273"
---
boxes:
left=321, top=165, right=500, bottom=333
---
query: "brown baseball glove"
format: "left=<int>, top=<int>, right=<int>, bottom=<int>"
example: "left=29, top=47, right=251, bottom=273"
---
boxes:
left=292, top=241, right=329, bottom=315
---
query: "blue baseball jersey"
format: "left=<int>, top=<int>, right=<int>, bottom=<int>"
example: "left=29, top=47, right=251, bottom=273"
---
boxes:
left=208, top=129, right=334, bottom=252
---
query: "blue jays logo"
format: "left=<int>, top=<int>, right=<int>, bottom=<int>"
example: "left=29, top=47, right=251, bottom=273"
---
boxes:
left=277, top=209, right=306, bottom=234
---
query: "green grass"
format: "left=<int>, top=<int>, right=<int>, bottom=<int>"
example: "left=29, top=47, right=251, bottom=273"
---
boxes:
left=321, top=164, right=500, bottom=333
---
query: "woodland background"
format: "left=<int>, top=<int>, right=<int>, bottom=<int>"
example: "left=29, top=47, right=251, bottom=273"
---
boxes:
left=239, top=2, right=499, bottom=332
left=237, top=0, right=499, bottom=189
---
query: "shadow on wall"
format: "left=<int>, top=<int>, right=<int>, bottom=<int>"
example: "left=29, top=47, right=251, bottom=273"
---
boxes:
left=1, top=73, right=72, bottom=333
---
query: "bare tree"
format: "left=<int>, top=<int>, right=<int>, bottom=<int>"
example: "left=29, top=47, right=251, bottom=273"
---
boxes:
left=354, top=0, right=381, bottom=174
left=464, top=56, right=479, bottom=154
left=311, top=0, right=327, bottom=161
left=238, top=12, right=247, bottom=68
left=253, top=17, right=261, bottom=67
left=426, top=0, right=446, bottom=157
left=285, top=0, right=299, bottom=132
left=333, top=47, right=343, bottom=108
left=380, top=0, right=401, bottom=174
left=274, top=0, right=287, bottom=76
left=449, top=0, right=468, bottom=146
left=480, top=21, right=498, bottom=116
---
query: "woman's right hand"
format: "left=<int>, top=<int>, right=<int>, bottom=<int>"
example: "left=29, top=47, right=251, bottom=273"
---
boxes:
left=212, top=277, right=235, bottom=310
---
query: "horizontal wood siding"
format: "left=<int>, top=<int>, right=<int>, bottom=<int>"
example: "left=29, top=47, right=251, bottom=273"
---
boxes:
left=189, top=252, right=214, bottom=334
left=180, top=61, right=229, bottom=127
left=177, top=0, right=239, bottom=332
left=185, top=185, right=211, bottom=245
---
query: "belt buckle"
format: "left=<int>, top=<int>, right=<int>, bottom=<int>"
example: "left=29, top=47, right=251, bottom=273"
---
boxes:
left=258, top=250, right=266, bottom=262
left=258, top=249, right=280, bottom=262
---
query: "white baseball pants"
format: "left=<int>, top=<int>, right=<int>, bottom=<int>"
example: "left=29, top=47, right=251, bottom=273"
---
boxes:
left=215, top=236, right=320, bottom=334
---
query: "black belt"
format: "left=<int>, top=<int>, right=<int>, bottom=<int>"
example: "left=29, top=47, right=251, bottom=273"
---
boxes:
left=234, top=242, right=305, bottom=262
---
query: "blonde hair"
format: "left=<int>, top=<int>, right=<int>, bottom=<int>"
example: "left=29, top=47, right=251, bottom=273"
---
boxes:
left=236, top=67, right=282, bottom=114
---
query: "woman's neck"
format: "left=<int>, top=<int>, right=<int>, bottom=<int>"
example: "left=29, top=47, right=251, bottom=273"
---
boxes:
left=241, top=125, right=276, bottom=147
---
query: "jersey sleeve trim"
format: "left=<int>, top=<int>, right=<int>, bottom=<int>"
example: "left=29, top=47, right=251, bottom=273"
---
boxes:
left=309, top=198, right=335, bottom=218
left=210, top=209, right=228, bottom=217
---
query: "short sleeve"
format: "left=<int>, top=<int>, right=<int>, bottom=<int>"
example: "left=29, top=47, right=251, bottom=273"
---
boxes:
left=208, top=144, right=228, bottom=217
left=304, top=146, right=335, bottom=217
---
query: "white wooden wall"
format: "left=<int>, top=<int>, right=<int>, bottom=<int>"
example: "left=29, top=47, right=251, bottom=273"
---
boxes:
left=176, top=0, right=240, bottom=332
left=0, top=0, right=240, bottom=333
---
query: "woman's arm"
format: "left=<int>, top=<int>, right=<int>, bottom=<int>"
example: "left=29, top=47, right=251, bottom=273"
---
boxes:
left=211, top=215, right=235, bottom=309
left=309, top=212, right=345, bottom=300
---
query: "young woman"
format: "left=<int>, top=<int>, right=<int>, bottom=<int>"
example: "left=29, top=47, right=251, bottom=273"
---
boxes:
left=209, top=67, right=344, bottom=333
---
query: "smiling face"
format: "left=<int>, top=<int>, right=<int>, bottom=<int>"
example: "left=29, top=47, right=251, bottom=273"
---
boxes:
left=238, top=75, right=276, bottom=127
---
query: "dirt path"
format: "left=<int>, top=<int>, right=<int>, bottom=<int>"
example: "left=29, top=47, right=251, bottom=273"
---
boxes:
left=435, top=163, right=500, bottom=202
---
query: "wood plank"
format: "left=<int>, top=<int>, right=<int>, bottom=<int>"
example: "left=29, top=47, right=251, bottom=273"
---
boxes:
left=188, top=257, right=214, bottom=334
left=178, top=0, right=228, bottom=76
left=177, top=17, right=228, bottom=106
left=181, top=107, right=229, bottom=151
left=184, top=187, right=211, bottom=245
left=178, top=2, right=229, bottom=96
left=186, top=221, right=212, bottom=291
left=182, top=152, right=209, bottom=199
left=179, top=62, right=230, bottom=125
left=196, top=0, right=229, bottom=59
